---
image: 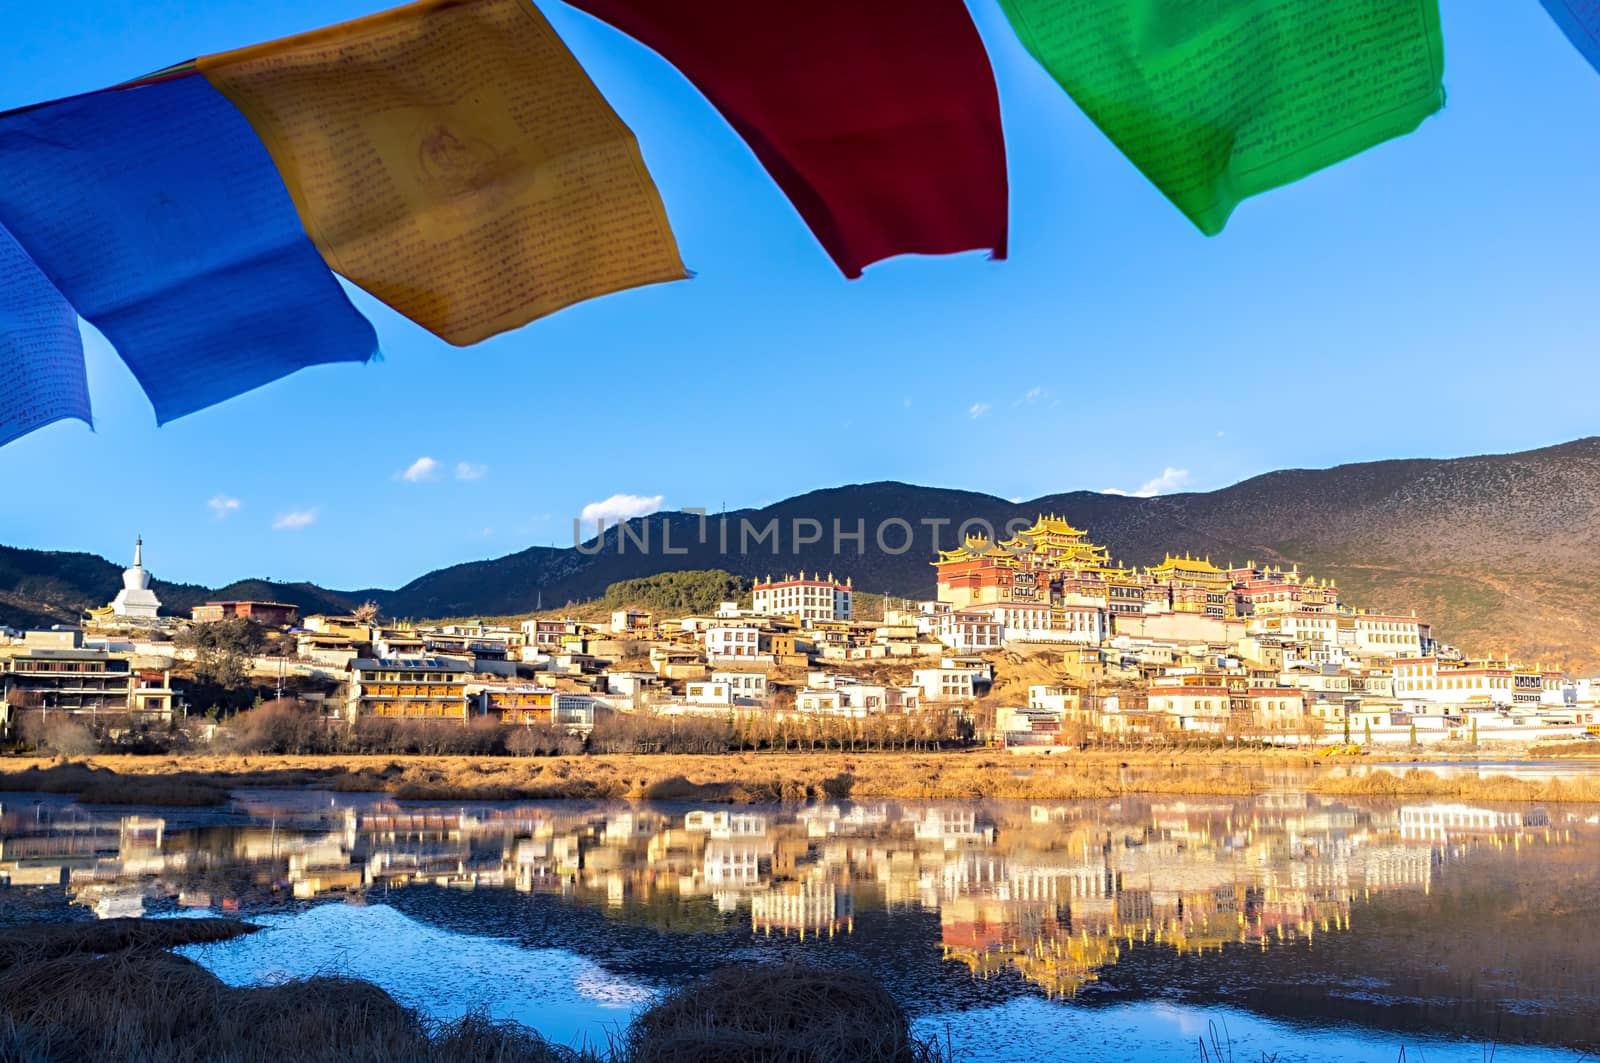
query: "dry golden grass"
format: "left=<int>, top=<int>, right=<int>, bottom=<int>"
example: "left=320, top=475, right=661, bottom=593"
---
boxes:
left=0, top=761, right=234, bottom=806
left=2, top=749, right=1595, bottom=806
left=0, top=750, right=1292, bottom=805
left=1307, top=767, right=1600, bottom=803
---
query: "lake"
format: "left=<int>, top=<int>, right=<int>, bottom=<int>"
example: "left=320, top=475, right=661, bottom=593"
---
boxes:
left=2, top=786, right=1596, bottom=1062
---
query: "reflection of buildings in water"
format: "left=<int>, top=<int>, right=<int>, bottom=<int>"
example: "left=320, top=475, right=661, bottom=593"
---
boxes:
left=511, top=836, right=575, bottom=895
left=0, top=787, right=1583, bottom=1016
left=911, top=808, right=996, bottom=848
left=682, top=810, right=774, bottom=909
left=941, top=895, right=1120, bottom=999
left=703, top=835, right=771, bottom=905
left=1399, top=803, right=1552, bottom=842
left=684, top=811, right=768, bottom=839
left=798, top=802, right=892, bottom=838
left=77, top=883, right=146, bottom=919
left=752, top=878, right=853, bottom=940
left=925, top=797, right=1559, bottom=999
left=604, top=812, right=668, bottom=846
left=1148, top=800, right=1235, bottom=841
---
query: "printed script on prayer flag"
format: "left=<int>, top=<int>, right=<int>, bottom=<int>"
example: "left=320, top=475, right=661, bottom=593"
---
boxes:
left=1539, top=0, right=1600, bottom=73
left=567, top=0, right=1008, bottom=278
left=0, top=75, right=377, bottom=427
left=0, top=222, right=89, bottom=447
left=997, top=0, right=1446, bottom=234
left=199, top=0, right=687, bottom=347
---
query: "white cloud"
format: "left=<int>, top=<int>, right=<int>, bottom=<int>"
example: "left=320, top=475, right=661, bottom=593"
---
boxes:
left=1215, top=430, right=1225, bottom=438
left=455, top=461, right=488, bottom=481
left=968, top=402, right=991, bottom=419
left=1103, top=467, right=1191, bottom=498
left=207, top=495, right=240, bottom=520
left=580, top=493, right=664, bottom=524
left=400, top=456, right=440, bottom=482
left=481, top=527, right=494, bottom=537
left=902, top=397, right=913, bottom=409
left=272, top=509, right=318, bottom=530
left=1013, top=385, right=1044, bottom=406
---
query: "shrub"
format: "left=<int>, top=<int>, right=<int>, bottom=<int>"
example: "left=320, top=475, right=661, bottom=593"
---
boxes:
left=399, top=718, right=506, bottom=757
left=623, top=964, right=948, bottom=1063
left=506, top=725, right=584, bottom=757
left=15, top=712, right=99, bottom=757
left=225, top=698, right=341, bottom=755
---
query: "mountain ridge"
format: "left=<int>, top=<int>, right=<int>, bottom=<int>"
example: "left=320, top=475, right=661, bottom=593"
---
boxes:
left=4, top=437, right=1597, bottom=669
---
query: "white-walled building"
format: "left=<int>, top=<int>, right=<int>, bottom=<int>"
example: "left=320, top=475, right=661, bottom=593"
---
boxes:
left=610, top=609, right=652, bottom=634
left=1393, top=658, right=1516, bottom=706
left=704, top=625, right=760, bottom=660
left=913, top=667, right=987, bottom=702
left=685, top=681, right=734, bottom=707
left=1248, top=612, right=1339, bottom=652
left=752, top=573, right=852, bottom=623
left=1147, top=682, right=1231, bottom=732
left=960, top=602, right=1107, bottom=645
left=1348, top=613, right=1426, bottom=658
left=713, top=670, right=768, bottom=702
left=840, top=684, right=919, bottom=714
left=1248, top=688, right=1309, bottom=732
left=794, top=683, right=919, bottom=717
left=796, top=689, right=844, bottom=714
left=1027, top=685, right=1077, bottom=713
left=934, top=611, right=1001, bottom=653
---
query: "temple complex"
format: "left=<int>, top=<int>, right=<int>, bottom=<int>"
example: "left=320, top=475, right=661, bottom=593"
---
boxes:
left=933, top=514, right=1336, bottom=625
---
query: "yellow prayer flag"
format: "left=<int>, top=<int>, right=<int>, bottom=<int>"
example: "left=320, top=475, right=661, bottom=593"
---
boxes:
left=198, top=0, right=686, bottom=346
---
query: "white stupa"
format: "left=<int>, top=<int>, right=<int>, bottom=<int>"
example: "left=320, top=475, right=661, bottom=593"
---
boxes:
left=110, top=536, right=162, bottom=619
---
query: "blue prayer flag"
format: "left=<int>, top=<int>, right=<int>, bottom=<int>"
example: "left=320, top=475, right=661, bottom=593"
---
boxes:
left=1539, top=1, right=1600, bottom=74
left=0, top=75, right=376, bottom=427
left=0, top=221, right=90, bottom=446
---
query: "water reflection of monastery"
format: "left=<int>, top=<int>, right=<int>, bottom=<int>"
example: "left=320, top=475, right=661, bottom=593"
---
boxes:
left=0, top=793, right=1575, bottom=998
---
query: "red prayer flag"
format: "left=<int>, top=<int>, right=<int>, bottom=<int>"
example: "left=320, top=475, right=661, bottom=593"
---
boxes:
left=568, top=0, right=1009, bottom=278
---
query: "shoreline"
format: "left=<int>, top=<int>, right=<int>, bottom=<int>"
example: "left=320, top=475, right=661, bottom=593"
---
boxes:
left=2, top=749, right=1598, bottom=807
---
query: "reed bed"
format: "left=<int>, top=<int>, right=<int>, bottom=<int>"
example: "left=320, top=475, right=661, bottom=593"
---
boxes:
left=1, top=751, right=1595, bottom=806
left=0, top=918, right=258, bottom=968
left=0, top=922, right=943, bottom=1063
left=0, top=762, right=233, bottom=806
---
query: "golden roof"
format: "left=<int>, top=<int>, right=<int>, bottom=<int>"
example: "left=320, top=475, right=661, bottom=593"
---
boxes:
left=1150, top=553, right=1224, bottom=575
left=934, top=535, right=1019, bottom=566
left=1017, top=513, right=1089, bottom=539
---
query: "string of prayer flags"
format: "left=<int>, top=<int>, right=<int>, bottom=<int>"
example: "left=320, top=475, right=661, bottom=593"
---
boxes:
left=0, top=74, right=378, bottom=427
left=0, top=223, right=90, bottom=448
left=996, top=0, right=1447, bottom=234
left=566, top=0, right=1009, bottom=278
left=197, top=0, right=688, bottom=347
left=1538, top=0, right=1600, bottom=74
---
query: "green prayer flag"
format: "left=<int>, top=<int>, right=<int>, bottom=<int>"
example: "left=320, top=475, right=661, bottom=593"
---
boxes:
left=998, top=0, right=1446, bottom=234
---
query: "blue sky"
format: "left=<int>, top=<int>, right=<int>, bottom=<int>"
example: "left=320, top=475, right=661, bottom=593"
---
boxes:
left=1, top=0, right=1596, bottom=590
